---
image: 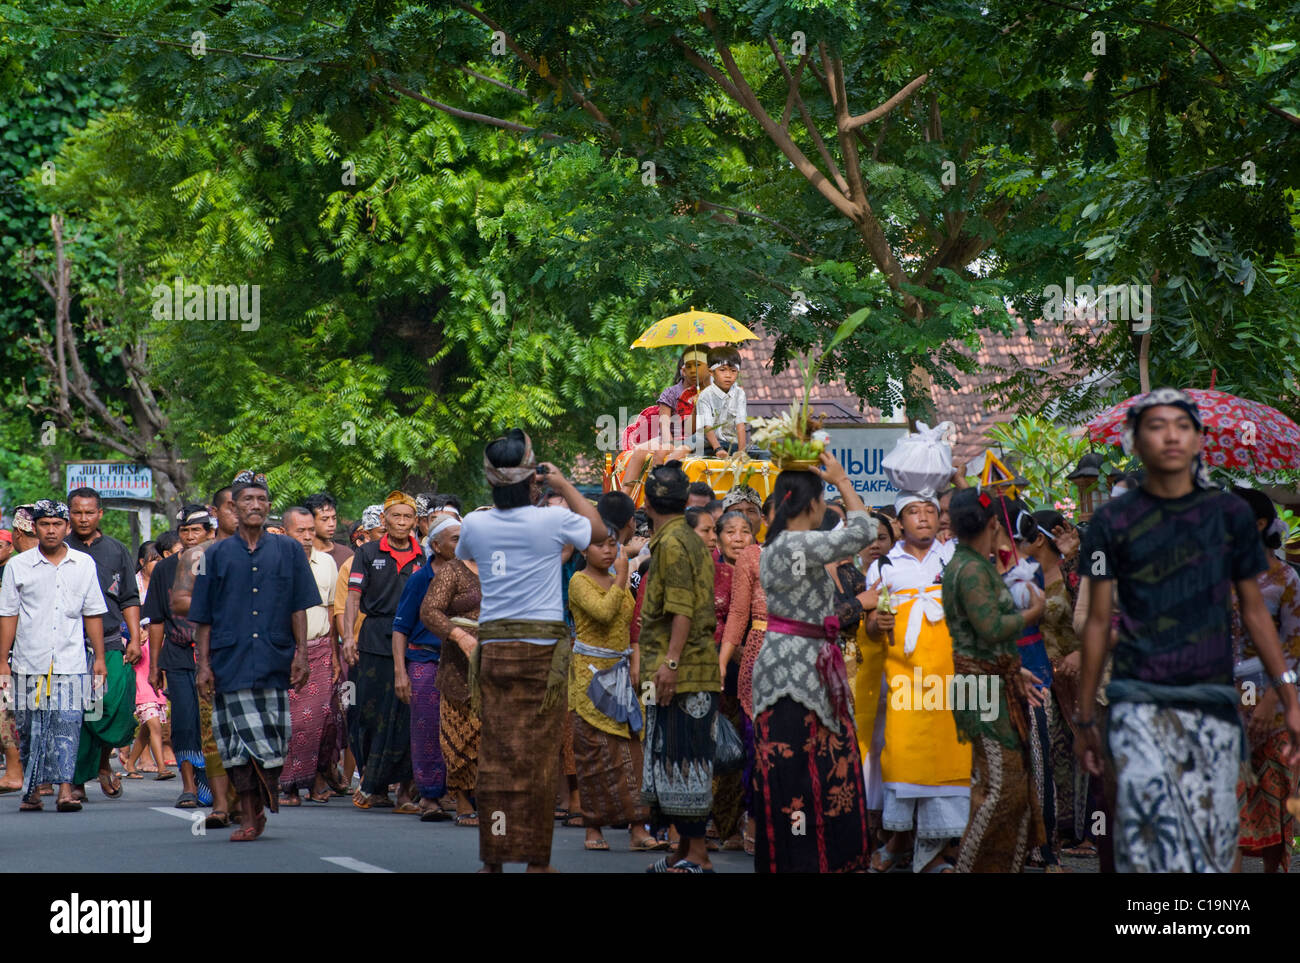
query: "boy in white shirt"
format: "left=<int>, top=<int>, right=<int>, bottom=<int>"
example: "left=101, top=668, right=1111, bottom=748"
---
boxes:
left=691, top=345, right=748, bottom=458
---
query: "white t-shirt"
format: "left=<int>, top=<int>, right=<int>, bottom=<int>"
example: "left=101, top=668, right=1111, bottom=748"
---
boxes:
left=456, top=505, right=592, bottom=645
left=694, top=382, right=748, bottom=446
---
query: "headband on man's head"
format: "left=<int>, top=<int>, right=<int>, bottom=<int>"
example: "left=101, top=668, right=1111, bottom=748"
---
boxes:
left=894, top=489, right=940, bottom=515
left=31, top=499, right=70, bottom=521
left=177, top=503, right=211, bottom=529
left=361, top=505, right=384, bottom=529
left=1122, top=387, right=1212, bottom=489
left=12, top=505, right=35, bottom=535
left=427, top=515, right=461, bottom=543
left=384, top=490, right=417, bottom=512
left=484, top=431, right=538, bottom=488
left=709, top=358, right=741, bottom=371
left=231, top=469, right=270, bottom=499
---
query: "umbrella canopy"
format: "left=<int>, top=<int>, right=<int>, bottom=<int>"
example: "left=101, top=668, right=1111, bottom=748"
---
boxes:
left=631, top=307, right=759, bottom=349
left=1085, top=388, right=1300, bottom=474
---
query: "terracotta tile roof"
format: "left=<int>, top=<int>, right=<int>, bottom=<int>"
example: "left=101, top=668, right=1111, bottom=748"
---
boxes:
left=737, top=318, right=1086, bottom=460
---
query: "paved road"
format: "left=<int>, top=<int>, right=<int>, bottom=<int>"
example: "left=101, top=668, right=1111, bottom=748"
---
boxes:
left=2, top=761, right=1290, bottom=873
left=0, top=764, right=755, bottom=873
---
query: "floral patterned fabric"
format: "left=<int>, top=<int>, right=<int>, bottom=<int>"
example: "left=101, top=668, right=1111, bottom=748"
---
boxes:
left=753, top=698, right=870, bottom=873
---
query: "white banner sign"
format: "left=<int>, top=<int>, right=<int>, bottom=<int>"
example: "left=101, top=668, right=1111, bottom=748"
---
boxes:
left=821, top=426, right=909, bottom=506
left=66, top=463, right=153, bottom=500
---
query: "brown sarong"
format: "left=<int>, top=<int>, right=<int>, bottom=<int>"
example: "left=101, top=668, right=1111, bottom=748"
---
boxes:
left=441, top=695, right=480, bottom=793
left=478, top=640, right=567, bottom=866
left=572, top=715, right=649, bottom=827
left=956, top=733, right=1046, bottom=872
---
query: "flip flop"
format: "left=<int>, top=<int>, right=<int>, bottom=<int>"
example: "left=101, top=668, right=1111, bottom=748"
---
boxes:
left=57, top=799, right=83, bottom=813
left=352, top=792, right=372, bottom=810
left=392, top=801, right=421, bottom=815
left=306, top=790, right=331, bottom=804
left=630, top=836, right=668, bottom=851
left=562, top=814, right=584, bottom=828
left=584, top=838, right=610, bottom=851
left=454, top=812, right=479, bottom=827
left=205, top=811, right=231, bottom=829
left=99, top=772, right=123, bottom=798
left=124, top=771, right=144, bottom=780
left=230, top=813, right=267, bottom=842
left=175, top=792, right=200, bottom=809
left=369, top=795, right=395, bottom=808
left=19, top=796, right=43, bottom=812
left=0, top=784, right=23, bottom=794
left=154, top=770, right=176, bottom=781
left=419, top=807, right=451, bottom=822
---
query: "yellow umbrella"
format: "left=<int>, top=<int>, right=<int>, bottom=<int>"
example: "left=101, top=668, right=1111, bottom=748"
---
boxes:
left=631, top=307, right=760, bottom=348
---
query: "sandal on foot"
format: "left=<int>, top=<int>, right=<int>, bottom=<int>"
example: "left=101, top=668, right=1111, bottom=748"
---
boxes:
left=230, top=814, right=267, bottom=842
left=124, top=771, right=144, bottom=779
left=57, top=798, right=83, bottom=813
left=175, top=792, right=200, bottom=809
left=99, top=772, right=123, bottom=798
left=19, top=795, right=43, bottom=812
left=419, top=807, right=451, bottom=822
left=392, top=801, right=421, bottom=815
left=562, top=814, right=584, bottom=828
left=351, top=791, right=372, bottom=810
left=280, top=793, right=302, bottom=807
left=205, top=811, right=231, bottom=829
left=454, top=812, right=479, bottom=827
left=154, top=769, right=176, bottom=781
left=307, top=790, right=331, bottom=804
left=666, top=859, right=713, bottom=874
left=868, top=845, right=912, bottom=873
left=584, top=838, right=610, bottom=851
left=630, top=836, right=668, bottom=851
left=369, top=795, right=395, bottom=808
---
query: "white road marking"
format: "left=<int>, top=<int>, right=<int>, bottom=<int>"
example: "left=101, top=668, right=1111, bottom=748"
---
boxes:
left=321, top=856, right=393, bottom=873
left=151, top=806, right=204, bottom=822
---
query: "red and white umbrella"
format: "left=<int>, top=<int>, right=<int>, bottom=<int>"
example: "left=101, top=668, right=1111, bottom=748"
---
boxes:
left=1085, top=388, right=1300, bottom=474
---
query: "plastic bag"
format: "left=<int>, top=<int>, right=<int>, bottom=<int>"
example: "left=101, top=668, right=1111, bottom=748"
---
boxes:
left=713, top=712, right=745, bottom=774
left=881, top=421, right=955, bottom=493
left=1002, top=558, right=1040, bottom=610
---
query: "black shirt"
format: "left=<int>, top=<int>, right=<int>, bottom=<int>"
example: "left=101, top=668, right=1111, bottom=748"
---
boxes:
left=141, top=553, right=197, bottom=672
left=349, top=536, right=425, bottom=657
left=1081, top=486, right=1266, bottom=687
left=66, top=531, right=139, bottom=653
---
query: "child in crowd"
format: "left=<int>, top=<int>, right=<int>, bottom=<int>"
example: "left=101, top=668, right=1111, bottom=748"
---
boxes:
left=691, top=345, right=748, bottom=458
left=620, top=348, right=710, bottom=495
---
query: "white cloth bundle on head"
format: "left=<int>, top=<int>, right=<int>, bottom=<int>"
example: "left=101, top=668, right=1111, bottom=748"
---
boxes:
left=882, top=421, right=955, bottom=494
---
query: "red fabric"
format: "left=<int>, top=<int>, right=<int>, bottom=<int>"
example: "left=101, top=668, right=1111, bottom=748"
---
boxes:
left=378, top=533, right=422, bottom=571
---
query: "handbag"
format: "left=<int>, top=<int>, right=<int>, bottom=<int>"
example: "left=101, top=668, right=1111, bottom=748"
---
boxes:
left=713, top=712, right=745, bottom=774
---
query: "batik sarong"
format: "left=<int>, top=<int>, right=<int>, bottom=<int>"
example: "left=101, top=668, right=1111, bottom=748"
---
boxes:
left=74, top=649, right=137, bottom=786
left=753, top=695, right=869, bottom=873
left=1108, top=702, right=1242, bottom=873
left=711, top=689, right=746, bottom=840
left=0, top=706, right=19, bottom=752
left=409, top=659, right=446, bottom=800
left=572, top=714, right=648, bottom=827
left=279, top=634, right=335, bottom=792
left=14, top=673, right=85, bottom=793
left=641, top=690, right=718, bottom=836
left=1237, top=729, right=1300, bottom=865
left=214, top=687, right=290, bottom=813
left=166, top=667, right=209, bottom=800
left=477, top=640, right=566, bottom=865
left=350, top=651, right=413, bottom=795
left=955, top=733, right=1045, bottom=872
left=437, top=632, right=479, bottom=793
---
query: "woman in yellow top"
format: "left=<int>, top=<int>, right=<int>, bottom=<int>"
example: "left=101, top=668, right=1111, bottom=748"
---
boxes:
left=568, top=528, right=665, bottom=853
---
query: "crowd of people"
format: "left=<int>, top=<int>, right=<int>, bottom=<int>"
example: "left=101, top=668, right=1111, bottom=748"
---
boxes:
left=1, top=385, right=1298, bottom=873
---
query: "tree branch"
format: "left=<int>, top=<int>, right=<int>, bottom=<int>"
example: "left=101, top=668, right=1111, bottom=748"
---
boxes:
left=845, top=73, right=930, bottom=129
left=766, top=36, right=847, bottom=193
left=385, top=81, right=559, bottom=139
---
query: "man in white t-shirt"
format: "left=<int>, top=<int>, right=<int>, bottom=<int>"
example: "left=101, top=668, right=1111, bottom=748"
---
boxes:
left=455, top=429, right=602, bottom=873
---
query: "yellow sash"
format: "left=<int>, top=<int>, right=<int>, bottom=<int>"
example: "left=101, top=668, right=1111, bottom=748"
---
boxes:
left=880, top=587, right=971, bottom=787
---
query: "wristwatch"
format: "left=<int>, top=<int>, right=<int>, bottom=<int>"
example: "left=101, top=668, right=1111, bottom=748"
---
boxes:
left=1273, top=669, right=1299, bottom=688
left=665, top=658, right=679, bottom=671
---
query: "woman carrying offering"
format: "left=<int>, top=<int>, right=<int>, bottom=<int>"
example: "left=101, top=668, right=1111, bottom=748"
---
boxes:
left=752, top=451, right=876, bottom=872
left=567, top=527, right=662, bottom=852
